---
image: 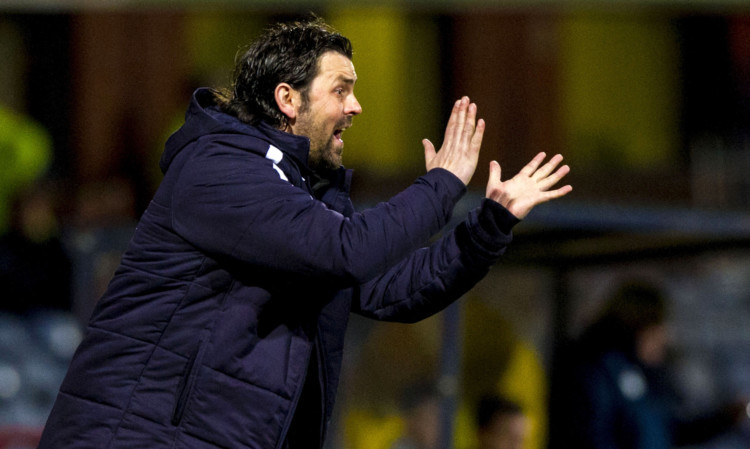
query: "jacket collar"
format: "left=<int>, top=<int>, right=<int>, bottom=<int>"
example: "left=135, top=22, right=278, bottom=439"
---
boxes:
left=162, top=88, right=313, bottom=174
left=255, top=121, right=311, bottom=173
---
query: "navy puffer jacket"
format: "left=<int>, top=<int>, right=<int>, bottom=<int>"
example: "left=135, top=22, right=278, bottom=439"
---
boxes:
left=38, top=88, right=518, bottom=449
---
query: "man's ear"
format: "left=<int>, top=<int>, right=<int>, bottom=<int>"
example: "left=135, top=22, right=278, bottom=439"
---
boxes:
left=275, top=83, right=298, bottom=120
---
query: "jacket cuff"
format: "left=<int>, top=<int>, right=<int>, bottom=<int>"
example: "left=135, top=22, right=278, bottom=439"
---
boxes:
left=477, top=198, right=520, bottom=241
left=457, top=198, right=520, bottom=264
left=421, top=168, right=467, bottom=214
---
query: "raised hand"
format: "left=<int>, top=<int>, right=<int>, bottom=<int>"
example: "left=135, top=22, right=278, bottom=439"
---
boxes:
left=485, top=152, right=572, bottom=219
left=423, top=97, right=485, bottom=186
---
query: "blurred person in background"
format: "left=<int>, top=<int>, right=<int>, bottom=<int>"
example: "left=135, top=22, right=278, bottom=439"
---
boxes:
left=549, top=280, right=746, bottom=449
left=0, top=181, right=72, bottom=314
left=38, top=15, right=571, bottom=449
left=390, top=384, right=441, bottom=449
left=0, top=105, right=52, bottom=236
left=476, top=394, right=529, bottom=449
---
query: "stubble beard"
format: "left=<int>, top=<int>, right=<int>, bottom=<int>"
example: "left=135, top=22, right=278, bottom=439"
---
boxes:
left=297, top=107, right=347, bottom=172
left=309, top=136, right=342, bottom=172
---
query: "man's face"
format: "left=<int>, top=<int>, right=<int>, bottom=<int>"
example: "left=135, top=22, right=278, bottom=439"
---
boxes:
left=479, top=414, right=529, bottom=449
left=637, top=323, right=669, bottom=367
left=290, top=51, right=362, bottom=171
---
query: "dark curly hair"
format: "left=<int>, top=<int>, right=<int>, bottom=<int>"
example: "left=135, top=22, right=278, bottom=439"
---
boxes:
left=212, top=15, right=353, bottom=128
left=476, top=394, right=523, bottom=430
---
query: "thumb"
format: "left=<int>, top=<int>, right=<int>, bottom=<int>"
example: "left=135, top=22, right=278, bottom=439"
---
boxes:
left=486, top=160, right=503, bottom=200
left=489, top=160, right=502, bottom=181
left=423, top=138, right=436, bottom=167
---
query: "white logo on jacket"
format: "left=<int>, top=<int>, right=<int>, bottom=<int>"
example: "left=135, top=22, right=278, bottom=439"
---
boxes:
left=266, top=145, right=288, bottom=181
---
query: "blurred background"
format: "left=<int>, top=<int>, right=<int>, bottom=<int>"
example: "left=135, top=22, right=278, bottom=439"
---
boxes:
left=1, top=1, right=750, bottom=448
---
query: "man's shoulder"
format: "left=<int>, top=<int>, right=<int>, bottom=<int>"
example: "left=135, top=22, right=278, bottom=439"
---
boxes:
left=191, top=130, right=273, bottom=159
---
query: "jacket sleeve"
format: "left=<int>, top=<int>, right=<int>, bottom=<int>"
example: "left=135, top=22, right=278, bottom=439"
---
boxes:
left=170, top=142, right=466, bottom=285
left=351, top=198, right=519, bottom=323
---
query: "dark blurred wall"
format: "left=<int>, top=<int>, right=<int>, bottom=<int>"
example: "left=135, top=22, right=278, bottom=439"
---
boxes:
left=12, top=14, right=72, bottom=179
left=449, top=12, right=561, bottom=193
left=70, top=12, right=187, bottom=214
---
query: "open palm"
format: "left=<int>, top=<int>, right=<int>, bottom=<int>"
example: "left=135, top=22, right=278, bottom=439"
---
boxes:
left=486, top=152, right=572, bottom=219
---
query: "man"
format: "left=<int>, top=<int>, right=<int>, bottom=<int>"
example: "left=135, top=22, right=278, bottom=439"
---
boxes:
left=476, top=395, right=529, bottom=449
left=549, top=280, right=746, bottom=449
left=390, top=384, right=441, bottom=449
left=38, top=16, right=571, bottom=449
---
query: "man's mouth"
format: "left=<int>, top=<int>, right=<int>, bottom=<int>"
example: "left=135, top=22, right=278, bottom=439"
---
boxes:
left=334, top=120, right=352, bottom=143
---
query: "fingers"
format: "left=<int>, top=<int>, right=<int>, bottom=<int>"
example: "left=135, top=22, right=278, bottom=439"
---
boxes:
left=535, top=161, right=573, bottom=204
left=540, top=184, right=573, bottom=203
left=538, top=164, right=571, bottom=191
left=470, top=118, right=485, bottom=154
left=520, top=153, right=570, bottom=191
left=446, top=97, right=479, bottom=150
left=519, top=152, right=547, bottom=177
left=425, top=96, right=484, bottom=184
left=443, top=97, right=468, bottom=148
left=460, top=102, right=477, bottom=144
left=532, top=154, right=564, bottom=181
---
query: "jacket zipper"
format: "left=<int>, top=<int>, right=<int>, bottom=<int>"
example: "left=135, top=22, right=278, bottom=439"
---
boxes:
left=171, top=334, right=209, bottom=425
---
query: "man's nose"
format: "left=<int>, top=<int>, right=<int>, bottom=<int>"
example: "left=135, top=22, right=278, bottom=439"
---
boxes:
left=346, top=95, right=362, bottom=115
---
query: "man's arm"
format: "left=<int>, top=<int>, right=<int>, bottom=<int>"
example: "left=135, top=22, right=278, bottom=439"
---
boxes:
left=353, top=152, right=571, bottom=321
left=352, top=198, right=517, bottom=322
left=170, top=98, right=484, bottom=285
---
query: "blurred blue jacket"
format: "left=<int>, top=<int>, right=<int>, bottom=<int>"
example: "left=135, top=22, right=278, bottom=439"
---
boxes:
left=553, top=347, right=739, bottom=449
left=576, top=350, right=672, bottom=449
left=38, top=88, right=518, bottom=449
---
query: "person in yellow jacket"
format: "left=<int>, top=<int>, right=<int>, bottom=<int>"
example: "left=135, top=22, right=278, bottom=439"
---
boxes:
left=0, top=105, right=52, bottom=234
